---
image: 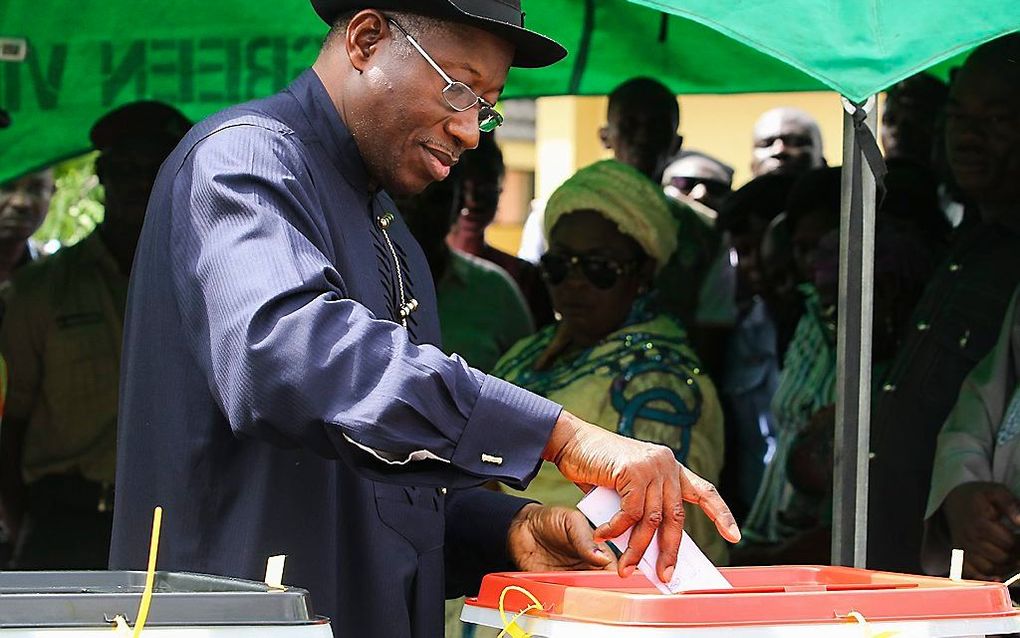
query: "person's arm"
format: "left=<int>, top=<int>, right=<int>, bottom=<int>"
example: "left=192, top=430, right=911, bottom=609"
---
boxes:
left=0, top=276, right=44, bottom=540
left=172, top=126, right=739, bottom=582
left=168, top=126, right=559, bottom=490
left=922, top=289, right=1020, bottom=577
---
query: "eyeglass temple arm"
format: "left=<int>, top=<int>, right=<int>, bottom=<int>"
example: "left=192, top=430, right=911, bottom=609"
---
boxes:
left=388, top=20, right=458, bottom=87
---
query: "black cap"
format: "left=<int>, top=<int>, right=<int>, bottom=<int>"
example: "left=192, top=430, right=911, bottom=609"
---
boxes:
left=311, top=0, right=567, bottom=68
left=89, top=101, right=192, bottom=154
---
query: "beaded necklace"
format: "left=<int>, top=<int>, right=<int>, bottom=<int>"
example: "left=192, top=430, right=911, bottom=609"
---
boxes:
left=376, top=212, right=419, bottom=327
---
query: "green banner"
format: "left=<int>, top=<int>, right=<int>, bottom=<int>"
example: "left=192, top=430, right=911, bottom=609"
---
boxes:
left=1, top=0, right=1015, bottom=184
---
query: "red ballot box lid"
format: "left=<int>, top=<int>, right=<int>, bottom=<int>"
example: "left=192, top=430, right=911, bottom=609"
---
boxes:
left=465, top=566, right=1019, bottom=628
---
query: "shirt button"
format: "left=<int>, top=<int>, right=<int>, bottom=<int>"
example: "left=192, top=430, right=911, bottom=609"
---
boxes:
left=882, top=383, right=896, bottom=393
left=959, top=330, right=971, bottom=348
left=916, top=321, right=930, bottom=331
left=948, top=263, right=961, bottom=272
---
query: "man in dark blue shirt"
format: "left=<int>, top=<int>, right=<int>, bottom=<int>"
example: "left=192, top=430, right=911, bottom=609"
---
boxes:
left=109, top=2, right=740, bottom=636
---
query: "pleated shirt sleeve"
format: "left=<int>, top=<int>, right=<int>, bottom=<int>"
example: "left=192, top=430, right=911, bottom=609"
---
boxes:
left=166, top=123, right=560, bottom=489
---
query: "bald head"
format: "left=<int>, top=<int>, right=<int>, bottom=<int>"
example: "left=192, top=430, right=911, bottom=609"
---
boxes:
left=944, top=33, right=1020, bottom=216
left=751, top=107, right=824, bottom=177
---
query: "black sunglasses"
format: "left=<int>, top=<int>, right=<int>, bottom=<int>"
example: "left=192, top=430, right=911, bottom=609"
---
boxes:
left=540, top=252, right=641, bottom=290
left=668, top=175, right=731, bottom=197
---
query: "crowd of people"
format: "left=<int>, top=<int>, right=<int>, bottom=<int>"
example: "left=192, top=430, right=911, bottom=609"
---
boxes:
left=0, top=6, right=1017, bottom=636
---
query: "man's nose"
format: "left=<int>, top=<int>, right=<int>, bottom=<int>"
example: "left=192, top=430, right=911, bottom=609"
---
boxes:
left=446, top=108, right=480, bottom=152
left=770, top=139, right=789, bottom=157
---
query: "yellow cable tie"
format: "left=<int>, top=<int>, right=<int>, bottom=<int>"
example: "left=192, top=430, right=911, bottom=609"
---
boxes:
left=497, top=585, right=544, bottom=638
left=839, top=609, right=900, bottom=638
left=132, top=506, right=163, bottom=638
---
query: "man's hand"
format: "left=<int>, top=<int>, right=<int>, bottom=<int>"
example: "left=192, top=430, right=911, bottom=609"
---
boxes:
left=943, top=481, right=1020, bottom=580
left=508, top=504, right=616, bottom=572
left=542, top=411, right=740, bottom=583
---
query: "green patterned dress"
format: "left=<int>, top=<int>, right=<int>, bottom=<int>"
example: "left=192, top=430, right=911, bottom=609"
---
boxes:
left=492, top=300, right=728, bottom=564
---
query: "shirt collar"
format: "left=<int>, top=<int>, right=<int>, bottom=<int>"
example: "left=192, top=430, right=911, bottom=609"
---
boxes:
left=287, top=68, right=373, bottom=195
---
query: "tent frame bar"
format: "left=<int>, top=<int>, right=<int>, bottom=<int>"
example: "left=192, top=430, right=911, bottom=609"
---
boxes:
left=831, top=95, right=878, bottom=568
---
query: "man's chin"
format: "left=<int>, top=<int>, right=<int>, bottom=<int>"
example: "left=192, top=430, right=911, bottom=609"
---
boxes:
left=380, top=171, right=437, bottom=199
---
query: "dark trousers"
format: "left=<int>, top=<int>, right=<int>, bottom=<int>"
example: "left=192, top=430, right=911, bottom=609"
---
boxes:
left=11, top=474, right=113, bottom=570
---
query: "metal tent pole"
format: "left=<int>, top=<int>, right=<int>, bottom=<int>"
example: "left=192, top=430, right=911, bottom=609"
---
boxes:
left=831, top=95, right=878, bottom=568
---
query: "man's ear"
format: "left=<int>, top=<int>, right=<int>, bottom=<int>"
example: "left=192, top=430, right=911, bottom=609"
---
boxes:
left=598, top=125, right=612, bottom=150
left=345, top=10, right=388, bottom=74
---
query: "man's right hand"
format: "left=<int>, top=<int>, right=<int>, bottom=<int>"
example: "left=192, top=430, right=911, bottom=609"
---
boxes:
left=943, top=481, right=1020, bottom=580
left=542, top=410, right=740, bottom=584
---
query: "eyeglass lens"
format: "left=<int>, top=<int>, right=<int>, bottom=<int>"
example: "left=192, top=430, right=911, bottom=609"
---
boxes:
left=442, top=83, right=503, bottom=132
left=671, top=176, right=729, bottom=196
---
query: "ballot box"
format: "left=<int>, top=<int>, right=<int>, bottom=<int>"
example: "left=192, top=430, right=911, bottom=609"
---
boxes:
left=0, top=571, right=332, bottom=636
left=461, top=565, right=1020, bottom=637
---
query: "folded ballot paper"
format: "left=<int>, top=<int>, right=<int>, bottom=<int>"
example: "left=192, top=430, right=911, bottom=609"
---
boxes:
left=577, top=486, right=732, bottom=595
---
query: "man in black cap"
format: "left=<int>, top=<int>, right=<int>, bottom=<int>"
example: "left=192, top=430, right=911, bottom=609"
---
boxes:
left=109, top=4, right=740, bottom=637
left=0, top=100, right=189, bottom=569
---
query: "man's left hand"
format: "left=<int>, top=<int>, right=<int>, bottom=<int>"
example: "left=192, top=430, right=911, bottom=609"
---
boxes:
left=508, top=504, right=616, bottom=572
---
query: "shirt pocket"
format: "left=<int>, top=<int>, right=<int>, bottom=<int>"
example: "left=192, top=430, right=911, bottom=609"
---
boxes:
left=373, top=482, right=445, bottom=555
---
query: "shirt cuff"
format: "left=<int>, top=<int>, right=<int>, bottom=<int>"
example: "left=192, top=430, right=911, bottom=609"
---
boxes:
left=452, top=375, right=561, bottom=490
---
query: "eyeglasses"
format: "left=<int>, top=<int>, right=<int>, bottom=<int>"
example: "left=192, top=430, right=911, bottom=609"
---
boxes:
left=388, top=19, right=504, bottom=133
left=667, top=175, right=731, bottom=197
left=539, top=252, right=641, bottom=290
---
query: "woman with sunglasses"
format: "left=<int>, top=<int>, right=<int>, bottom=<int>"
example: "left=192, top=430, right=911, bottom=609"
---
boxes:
left=493, top=160, right=727, bottom=564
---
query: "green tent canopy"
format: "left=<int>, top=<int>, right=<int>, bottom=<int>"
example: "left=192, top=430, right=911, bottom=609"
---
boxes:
left=633, top=0, right=1018, bottom=103
left=502, top=0, right=827, bottom=97
left=4, top=0, right=1015, bottom=184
